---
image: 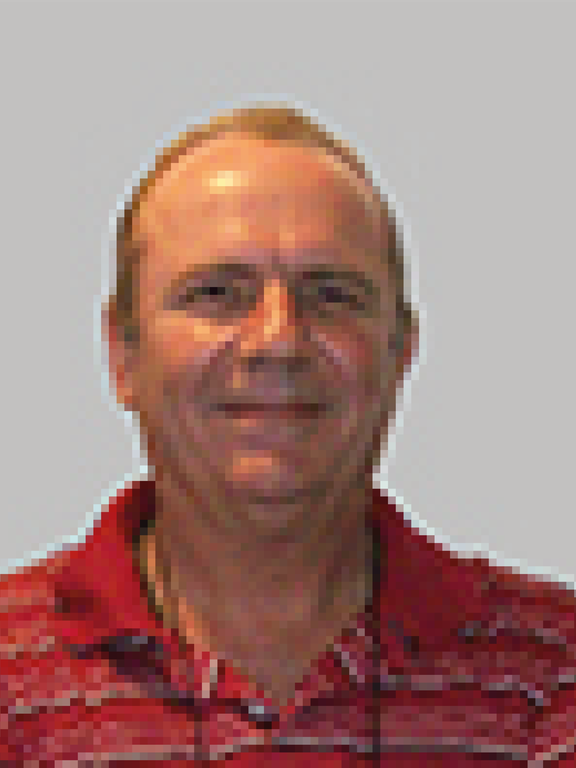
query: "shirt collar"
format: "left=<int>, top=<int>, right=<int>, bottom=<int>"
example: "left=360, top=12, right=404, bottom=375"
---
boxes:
left=52, top=477, right=485, bottom=692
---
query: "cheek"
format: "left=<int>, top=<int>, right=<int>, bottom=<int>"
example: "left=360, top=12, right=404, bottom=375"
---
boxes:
left=317, top=326, right=389, bottom=395
left=139, top=316, right=233, bottom=385
left=135, top=320, right=240, bottom=429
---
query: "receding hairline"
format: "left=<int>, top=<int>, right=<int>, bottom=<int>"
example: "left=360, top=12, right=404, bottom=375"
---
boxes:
left=136, top=132, right=389, bottom=234
left=110, top=106, right=416, bottom=342
left=133, top=134, right=389, bottom=258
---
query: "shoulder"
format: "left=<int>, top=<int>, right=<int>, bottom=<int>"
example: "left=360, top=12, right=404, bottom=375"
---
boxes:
left=380, top=551, right=576, bottom=765
left=0, top=552, right=152, bottom=762
left=463, top=554, right=576, bottom=650
left=0, top=554, right=65, bottom=655
left=385, top=500, right=576, bottom=659
left=0, top=555, right=65, bottom=757
left=0, top=549, right=83, bottom=700
left=438, top=552, right=576, bottom=722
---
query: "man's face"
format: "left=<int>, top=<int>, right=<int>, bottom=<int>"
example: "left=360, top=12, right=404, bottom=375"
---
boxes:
left=108, top=135, right=414, bottom=526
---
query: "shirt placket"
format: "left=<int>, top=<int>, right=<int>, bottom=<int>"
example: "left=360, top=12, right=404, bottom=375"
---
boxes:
left=150, top=608, right=378, bottom=756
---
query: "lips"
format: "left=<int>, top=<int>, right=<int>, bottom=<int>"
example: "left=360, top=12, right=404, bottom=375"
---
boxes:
left=211, top=400, right=330, bottom=453
left=218, top=403, right=325, bottom=416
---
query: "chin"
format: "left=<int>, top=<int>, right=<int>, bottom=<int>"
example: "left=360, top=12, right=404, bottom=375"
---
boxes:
left=225, top=470, right=317, bottom=502
left=229, top=480, right=309, bottom=503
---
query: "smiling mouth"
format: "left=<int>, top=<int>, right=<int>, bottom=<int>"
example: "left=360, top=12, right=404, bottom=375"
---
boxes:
left=210, top=403, right=331, bottom=452
left=218, top=403, right=326, bottom=417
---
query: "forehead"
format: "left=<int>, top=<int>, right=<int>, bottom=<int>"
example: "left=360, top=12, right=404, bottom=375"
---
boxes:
left=135, top=135, right=388, bottom=260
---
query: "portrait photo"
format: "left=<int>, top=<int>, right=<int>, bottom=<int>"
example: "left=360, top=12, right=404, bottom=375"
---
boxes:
left=0, top=2, right=574, bottom=764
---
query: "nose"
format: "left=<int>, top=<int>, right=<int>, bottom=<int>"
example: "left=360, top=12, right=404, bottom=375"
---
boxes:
left=239, top=278, right=311, bottom=375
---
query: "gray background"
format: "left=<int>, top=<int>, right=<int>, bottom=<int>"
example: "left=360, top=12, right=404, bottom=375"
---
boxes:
left=0, top=1, right=574, bottom=587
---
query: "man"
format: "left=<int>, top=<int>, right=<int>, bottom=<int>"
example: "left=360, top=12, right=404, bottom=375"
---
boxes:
left=1, top=105, right=576, bottom=766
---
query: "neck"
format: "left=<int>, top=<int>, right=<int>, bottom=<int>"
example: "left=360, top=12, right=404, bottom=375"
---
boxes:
left=139, top=468, right=375, bottom=651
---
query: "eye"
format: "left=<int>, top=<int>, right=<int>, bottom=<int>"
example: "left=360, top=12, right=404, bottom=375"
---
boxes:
left=196, top=281, right=229, bottom=298
left=177, top=279, right=255, bottom=311
left=320, top=284, right=353, bottom=303
left=305, top=282, right=366, bottom=310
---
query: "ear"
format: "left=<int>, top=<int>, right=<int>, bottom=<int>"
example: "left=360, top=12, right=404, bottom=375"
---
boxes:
left=394, top=320, right=419, bottom=383
left=101, top=301, right=139, bottom=412
left=381, top=321, right=419, bottom=414
left=378, top=321, right=420, bottom=442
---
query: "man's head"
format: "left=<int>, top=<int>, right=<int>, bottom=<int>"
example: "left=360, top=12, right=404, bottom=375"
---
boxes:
left=104, top=105, right=418, bottom=527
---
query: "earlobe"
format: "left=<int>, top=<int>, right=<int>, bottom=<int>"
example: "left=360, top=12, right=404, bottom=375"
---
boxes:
left=400, top=324, right=418, bottom=368
left=391, top=324, right=418, bottom=391
left=102, top=304, right=138, bottom=411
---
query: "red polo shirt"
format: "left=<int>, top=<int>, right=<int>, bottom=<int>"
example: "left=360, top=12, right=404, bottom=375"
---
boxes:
left=1, top=479, right=576, bottom=766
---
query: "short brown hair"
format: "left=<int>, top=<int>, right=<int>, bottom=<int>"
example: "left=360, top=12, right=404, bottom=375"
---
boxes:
left=108, top=104, right=417, bottom=345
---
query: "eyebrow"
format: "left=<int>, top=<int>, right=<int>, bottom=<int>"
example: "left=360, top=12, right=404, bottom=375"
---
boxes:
left=166, top=260, right=380, bottom=299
